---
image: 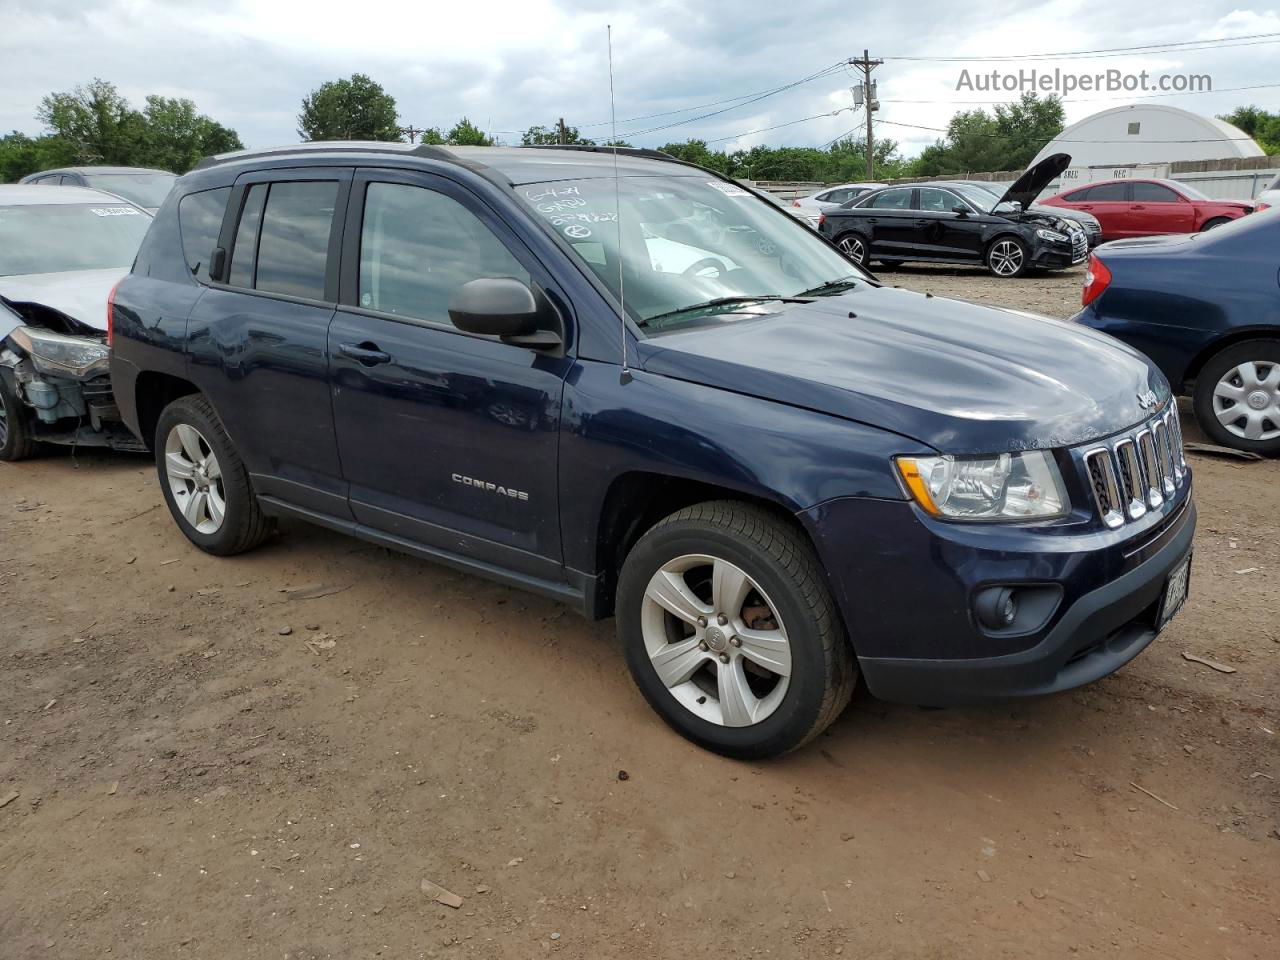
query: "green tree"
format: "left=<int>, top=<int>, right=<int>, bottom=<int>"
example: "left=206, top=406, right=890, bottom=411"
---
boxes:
left=522, top=123, right=594, bottom=145
left=0, top=131, right=77, bottom=182
left=37, top=78, right=146, bottom=165
left=298, top=73, right=401, bottom=141
left=1218, top=105, right=1280, bottom=154
left=138, top=96, right=243, bottom=171
left=910, top=93, right=1064, bottom=175
left=444, top=117, right=493, bottom=146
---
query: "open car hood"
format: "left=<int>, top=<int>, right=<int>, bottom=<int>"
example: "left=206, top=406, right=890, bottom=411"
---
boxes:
left=997, top=153, right=1071, bottom=210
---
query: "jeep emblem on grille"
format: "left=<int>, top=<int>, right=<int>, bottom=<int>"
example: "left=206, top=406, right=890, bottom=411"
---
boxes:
left=1136, top=389, right=1158, bottom=410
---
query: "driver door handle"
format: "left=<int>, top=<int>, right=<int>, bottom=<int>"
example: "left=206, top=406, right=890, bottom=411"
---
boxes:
left=339, top=341, right=392, bottom=366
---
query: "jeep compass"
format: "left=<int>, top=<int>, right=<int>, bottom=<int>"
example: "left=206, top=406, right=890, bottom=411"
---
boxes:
left=109, top=143, right=1195, bottom=758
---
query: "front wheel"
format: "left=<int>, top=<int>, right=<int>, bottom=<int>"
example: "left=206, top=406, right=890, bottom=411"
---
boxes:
left=1192, top=340, right=1280, bottom=455
left=155, top=394, right=274, bottom=555
left=0, top=375, right=41, bottom=462
left=986, top=236, right=1029, bottom=277
left=1200, top=217, right=1232, bottom=231
left=616, top=501, right=857, bottom=759
left=835, top=232, right=868, bottom=267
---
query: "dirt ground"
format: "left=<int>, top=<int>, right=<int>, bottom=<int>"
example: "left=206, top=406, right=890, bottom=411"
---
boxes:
left=2, top=263, right=1277, bottom=960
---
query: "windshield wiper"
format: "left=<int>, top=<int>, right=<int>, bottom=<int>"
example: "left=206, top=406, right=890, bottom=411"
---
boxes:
left=642, top=295, right=788, bottom=325
left=795, top=276, right=861, bottom=297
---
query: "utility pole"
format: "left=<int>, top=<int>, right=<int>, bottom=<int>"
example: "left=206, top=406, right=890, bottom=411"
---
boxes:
left=557, top=117, right=568, bottom=145
left=855, top=50, right=882, bottom=179
left=400, top=124, right=424, bottom=143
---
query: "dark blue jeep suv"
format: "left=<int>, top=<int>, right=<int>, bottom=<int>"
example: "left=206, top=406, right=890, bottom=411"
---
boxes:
left=109, top=143, right=1195, bottom=758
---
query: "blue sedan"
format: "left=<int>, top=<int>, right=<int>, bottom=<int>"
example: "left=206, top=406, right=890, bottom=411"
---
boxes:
left=1073, top=208, right=1280, bottom=455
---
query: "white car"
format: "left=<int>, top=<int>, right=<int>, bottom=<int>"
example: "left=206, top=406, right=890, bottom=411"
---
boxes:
left=0, top=184, right=153, bottom=460
left=791, top=182, right=886, bottom=218
left=1254, top=172, right=1279, bottom=212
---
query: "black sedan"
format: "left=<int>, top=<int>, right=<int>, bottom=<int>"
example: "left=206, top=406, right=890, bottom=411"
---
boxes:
left=819, top=154, right=1087, bottom=278
left=1073, top=207, right=1280, bottom=456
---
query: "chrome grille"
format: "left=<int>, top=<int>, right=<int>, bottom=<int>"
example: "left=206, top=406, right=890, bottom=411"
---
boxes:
left=1084, top=405, right=1186, bottom=528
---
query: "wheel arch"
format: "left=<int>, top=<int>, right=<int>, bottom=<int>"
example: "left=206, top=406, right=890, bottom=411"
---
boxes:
left=1182, top=329, right=1280, bottom=391
left=134, top=371, right=201, bottom=451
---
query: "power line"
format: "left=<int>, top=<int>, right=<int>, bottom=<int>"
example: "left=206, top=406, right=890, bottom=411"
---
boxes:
left=882, top=31, right=1280, bottom=62
left=705, top=107, right=855, bottom=144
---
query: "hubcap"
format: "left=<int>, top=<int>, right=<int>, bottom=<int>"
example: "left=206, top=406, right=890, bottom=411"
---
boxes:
left=641, top=554, right=792, bottom=728
left=989, top=240, right=1023, bottom=276
left=1213, top=361, right=1280, bottom=442
left=164, top=423, right=226, bottom=534
left=839, top=236, right=865, bottom=263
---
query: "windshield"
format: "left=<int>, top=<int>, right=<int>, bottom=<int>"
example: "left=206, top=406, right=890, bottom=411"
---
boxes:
left=1173, top=181, right=1210, bottom=201
left=0, top=203, right=152, bottom=276
left=84, top=172, right=175, bottom=208
left=950, top=184, right=1003, bottom=213
left=519, top=175, right=867, bottom=330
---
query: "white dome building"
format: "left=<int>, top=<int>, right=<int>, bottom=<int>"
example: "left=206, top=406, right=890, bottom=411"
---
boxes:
left=1031, top=104, right=1264, bottom=169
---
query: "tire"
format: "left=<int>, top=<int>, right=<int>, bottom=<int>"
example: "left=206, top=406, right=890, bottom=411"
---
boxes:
left=878, top=259, right=904, bottom=269
left=616, top=501, right=857, bottom=759
left=1192, top=339, right=1280, bottom=455
left=834, top=232, right=869, bottom=267
left=986, top=236, right=1029, bottom=278
left=1200, top=217, right=1232, bottom=232
left=155, top=394, right=273, bottom=555
left=0, top=375, right=41, bottom=462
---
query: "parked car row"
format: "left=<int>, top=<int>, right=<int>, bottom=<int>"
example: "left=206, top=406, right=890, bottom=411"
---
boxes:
left=2, top=143, right=1274, bottom=759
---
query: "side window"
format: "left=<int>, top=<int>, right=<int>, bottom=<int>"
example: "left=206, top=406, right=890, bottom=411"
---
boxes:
left=228, top=184, right=266, bottom=288
left=357, top=182, right=530, bottom=325
left=815, top=191, right=834, bottom=202
left=254, top=182, right=338, bottom=300
left=178, top=187, right=231, bottom=283
left=1131, top=182, right=1180, bottom=203
left=1088, top=182, right=1128, bottom=202
left=1065, top=187, right=1092, bottom=202
left=826, top=189, right=852, bottom=203
left=918, top=187, right=961, bottom=212
left=869, top=188, right=911, bottom=209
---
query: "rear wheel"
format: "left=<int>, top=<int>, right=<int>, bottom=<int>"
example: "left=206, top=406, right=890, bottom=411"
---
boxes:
left=616, top=501, right=857, bottom=759
left=1201, top=217, right=1232, bottom=231
left=835, top=232, right=868, bottom=267
left=155, top=394, right=274, bottom=554
left=986, top=236, right=1029, bottom=278
left=1192, top=340, right=1280, bottom=455
left=0, top=376, right=40, bottom=462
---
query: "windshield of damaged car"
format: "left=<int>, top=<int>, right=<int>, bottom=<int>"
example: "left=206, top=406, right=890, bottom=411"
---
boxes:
left=518, top=175, right=866, bottom=330
left=0, top=203, right=152, bottom=276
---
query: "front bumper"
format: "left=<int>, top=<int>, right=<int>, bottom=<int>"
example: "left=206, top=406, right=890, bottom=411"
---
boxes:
left=801, top=482, right=1195, bottom=706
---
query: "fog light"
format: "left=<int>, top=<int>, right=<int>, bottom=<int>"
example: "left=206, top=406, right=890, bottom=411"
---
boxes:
left=975, top=586, right=1018, bottom=630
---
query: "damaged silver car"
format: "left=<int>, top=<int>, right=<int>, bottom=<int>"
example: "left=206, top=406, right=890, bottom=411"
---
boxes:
left=0, top=184, right=152, bottom=460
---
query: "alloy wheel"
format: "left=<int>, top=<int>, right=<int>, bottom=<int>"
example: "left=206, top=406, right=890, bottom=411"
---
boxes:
left=641, top=554, right=792, bottom=727
left=1213, top=360, right=1280, bottom=441
left=989, top=240, right=1024, bottom=276
left=838, top=235, right=866, bottom=264
left=164, top=423, right=226, bottom=534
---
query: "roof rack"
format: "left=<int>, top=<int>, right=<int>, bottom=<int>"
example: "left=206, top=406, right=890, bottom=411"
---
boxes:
left=194, top=141, right=454, bottom=171
left=523, top=144, right=676, bottom=162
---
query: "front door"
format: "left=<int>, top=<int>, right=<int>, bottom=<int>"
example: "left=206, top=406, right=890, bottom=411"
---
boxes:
left=1125, top=181, right=1197, bottom=236
left=328, top=169, right=572, bottom=580
left=913, top=187, right=983, bottom=261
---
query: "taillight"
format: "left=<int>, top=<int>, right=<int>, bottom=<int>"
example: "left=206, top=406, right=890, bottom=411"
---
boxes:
left=1081, top=255, right=1111, bottom=307
left=1256, top=201, right=1271, bottom=212
left=818, top=213, right=825, bottom=228
left=791, top=199, right=801, bottom=208
left=107, top=279, right=121, bottom=347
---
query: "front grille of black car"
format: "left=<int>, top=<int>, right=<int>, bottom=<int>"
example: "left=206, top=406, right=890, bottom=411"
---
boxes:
left=1082, top=406, right=1186, bottom=529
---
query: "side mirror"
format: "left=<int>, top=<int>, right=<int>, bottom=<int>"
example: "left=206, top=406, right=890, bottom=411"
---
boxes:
left=448, top=278, right=560, bottom=348
left=951, top=205, right=969, bottom=216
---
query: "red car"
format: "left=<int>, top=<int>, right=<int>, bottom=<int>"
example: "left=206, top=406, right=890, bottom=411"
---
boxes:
left=1040, top=178, right=1253, bottom=242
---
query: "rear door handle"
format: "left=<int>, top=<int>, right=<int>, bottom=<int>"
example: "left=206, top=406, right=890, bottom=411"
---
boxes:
left=339, top=341, right=392, bottom=366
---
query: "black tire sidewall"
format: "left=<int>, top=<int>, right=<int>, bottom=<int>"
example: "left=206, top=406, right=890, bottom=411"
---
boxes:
left=0, top=375, right=38, bottom=461
left=1192, top=339, right=1280, bottom=455
left=618, top=519, right=836, bottom=759
left=155, top=397, right=254, bottom=554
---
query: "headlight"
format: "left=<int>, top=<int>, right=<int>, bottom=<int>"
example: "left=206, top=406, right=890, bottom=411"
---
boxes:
left=7, top=326, right=109, bottom=378
left=895, top=451, right=1070, bottom=520
left=1035, top=228, right=1069, bottom=243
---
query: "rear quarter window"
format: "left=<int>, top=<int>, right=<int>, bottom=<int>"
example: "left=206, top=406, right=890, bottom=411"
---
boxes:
left=178, top=187, right=231, bottom=283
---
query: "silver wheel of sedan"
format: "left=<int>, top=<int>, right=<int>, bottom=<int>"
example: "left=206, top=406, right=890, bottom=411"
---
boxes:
left=988, top=239, right=1025, bottom=277
left=164, top=423, right=226, bottom=534
left=641, top=553, right=792, bottom=727
left=837, top=235, right=866, bottom=264
left=1212, top=360, right=1280, bottom=441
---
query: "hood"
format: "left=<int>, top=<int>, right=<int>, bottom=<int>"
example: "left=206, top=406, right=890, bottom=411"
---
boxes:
left=997, top=153, right=1071, bottom=210
left=0, top=268, right=124, bottom=332
left=635, top=286, right=1169, bottom=455
left=1096, top=234, right=1197, bottom=253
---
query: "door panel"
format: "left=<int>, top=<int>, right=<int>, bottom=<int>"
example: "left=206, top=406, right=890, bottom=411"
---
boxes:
left=862, top=188, right=916, bottom=256
left=913, top=188, right=983, bottom=260
left=330, top=171, right=571, bottom=577
left=1126, top=182, right=1195, bottom=235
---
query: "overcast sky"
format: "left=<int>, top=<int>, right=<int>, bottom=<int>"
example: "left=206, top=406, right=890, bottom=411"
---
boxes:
left=2, top=0, right=1278, bottom=159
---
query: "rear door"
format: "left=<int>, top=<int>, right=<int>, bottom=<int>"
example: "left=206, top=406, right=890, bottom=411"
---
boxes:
left=1072, top=182, right=1130, bottom=239
left=186, top=167, right=352, bottom=518
left=1127, top=181, right=1196, bottom=236
left=327, top=168, right=571, bottom=579
left=860, top=187, right=916, bottom=257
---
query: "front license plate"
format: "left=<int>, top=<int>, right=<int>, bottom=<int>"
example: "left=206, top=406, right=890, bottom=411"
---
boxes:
left=1158, top=554, right=1192, bottom=629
